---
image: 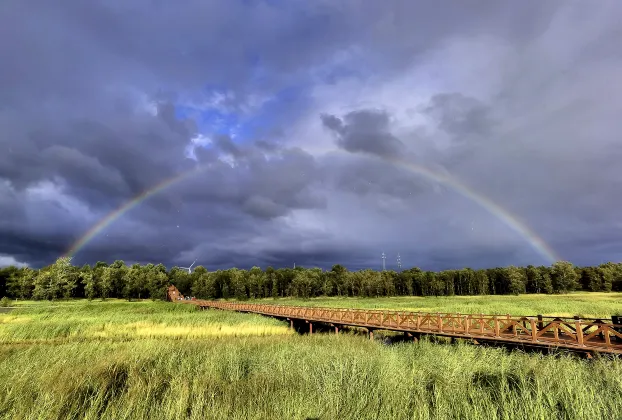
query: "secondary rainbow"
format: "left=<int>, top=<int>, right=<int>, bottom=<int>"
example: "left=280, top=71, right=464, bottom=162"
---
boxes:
left=66, top=154, right=561, bottom=263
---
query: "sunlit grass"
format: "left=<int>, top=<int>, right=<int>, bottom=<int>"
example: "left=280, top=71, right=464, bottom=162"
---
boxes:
left=254, top=292, right=622, bottom=319
left=0, top=300, right=291, bottom=344
left=1, top=299, right=621, bottom=419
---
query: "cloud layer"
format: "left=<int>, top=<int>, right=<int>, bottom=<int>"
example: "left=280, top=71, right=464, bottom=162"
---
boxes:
left=1, top=1, right=621, bottom=270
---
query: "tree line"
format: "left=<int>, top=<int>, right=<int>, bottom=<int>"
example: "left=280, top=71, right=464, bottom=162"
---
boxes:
left=1, top=257, right=621, bottom=302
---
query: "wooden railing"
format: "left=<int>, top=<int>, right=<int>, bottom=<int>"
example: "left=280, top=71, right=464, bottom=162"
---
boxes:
left=167, top=286, right=622, bottom=354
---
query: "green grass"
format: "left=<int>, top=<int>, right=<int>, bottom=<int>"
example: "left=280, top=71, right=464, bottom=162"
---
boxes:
left=0, top=300, right=290, bottom=344
left=0, top=299, right=621, bottom=420
left=254, top=292, right=622, bottom=319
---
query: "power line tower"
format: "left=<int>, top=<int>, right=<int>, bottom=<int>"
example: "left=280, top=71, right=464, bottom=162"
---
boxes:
left=397, top=253, right=402, bottom=270
left=381, top=252, right=386, bottom=271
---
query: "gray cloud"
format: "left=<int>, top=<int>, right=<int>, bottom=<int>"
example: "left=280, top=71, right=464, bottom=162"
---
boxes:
left=321, top=110, right=406, bottom=158
left=0, top=1, right=621, bottom=271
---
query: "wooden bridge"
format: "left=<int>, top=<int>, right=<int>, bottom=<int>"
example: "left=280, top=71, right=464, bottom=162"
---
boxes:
left=167, top=286, right=622, bottom=355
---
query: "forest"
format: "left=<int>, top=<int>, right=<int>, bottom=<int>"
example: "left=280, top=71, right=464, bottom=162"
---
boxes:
left=1, top=257, right=621, bottom=302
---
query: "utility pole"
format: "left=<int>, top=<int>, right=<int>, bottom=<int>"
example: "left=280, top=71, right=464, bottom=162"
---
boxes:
left=382, top=252, right=386, bottom=271
left=397, top=253, right=402, bottom=271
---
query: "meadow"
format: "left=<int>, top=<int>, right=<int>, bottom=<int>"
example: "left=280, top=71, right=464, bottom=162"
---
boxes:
left=0, top=297, right=620, bottom=420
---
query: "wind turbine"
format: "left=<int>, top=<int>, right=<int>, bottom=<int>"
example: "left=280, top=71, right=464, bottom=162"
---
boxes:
left=180, top=259, right=197, bottom=274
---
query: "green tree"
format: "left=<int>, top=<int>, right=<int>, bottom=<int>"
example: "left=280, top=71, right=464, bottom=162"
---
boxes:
left=264, top=266, right=277, bottom=298
left=191, top=268, right=216, bottom=299
left=505, top=266, right=527, bottom=295
left=32, top=270, right=52, bottom=300
left=580, top=267, right=601, bottom=292
left=147, top=271, right=169, bottom=300
left=48, top=257, right=78, bottom=299
left=426, top=271, right=444, bottom=296
left=473, top=269, right=489, bottom=295
left=0, top=266, right=18, bottom=298
left=247, top=266, right=266, bottom=298
left=536, top=266, right=553, bottom=294
left=108, top=260, right=128, bottom=298
left=8, top=268, right=36, bottom=299
left=82, top=270, right=96, bottom=300
left=598, top=263, right=616, bottom=292
left=525, top=265, right=542, bottom=293
left=100, top=266, right=113, bottom=300
left=380, top=271, right=397, bottom=296
left=169, top=267, right=193, bottom=296
left=331, top=264, right=348, bottom=296
left=551, top=261, right=580, bottom=293
left=229, top=268, right=248, bottom=300
left=123, top=264, right=142, bottom=300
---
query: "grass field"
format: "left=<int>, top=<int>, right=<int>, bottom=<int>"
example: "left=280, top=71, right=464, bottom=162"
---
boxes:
left=255, top=292, right=622, bottom=319
left=0, top=298, right=621, bottom=420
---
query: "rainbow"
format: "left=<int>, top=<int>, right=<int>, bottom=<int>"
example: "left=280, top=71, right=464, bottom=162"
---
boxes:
left=384, top=156, right=561, bottom=263
left=64, top=164, right=209, bottom=258
left=65, top=152, right=561, bottom=263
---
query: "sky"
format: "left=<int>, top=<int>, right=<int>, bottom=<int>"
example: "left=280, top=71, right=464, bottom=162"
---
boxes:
left=1, top=1, right=622, bottom=271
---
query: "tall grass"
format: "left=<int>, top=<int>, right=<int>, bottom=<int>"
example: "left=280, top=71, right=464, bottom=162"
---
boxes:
left=0, top=300, right=620, bottom=419
left=256, top=292, right=622, bottom=318
left=0, top=300, right=290, bottom=344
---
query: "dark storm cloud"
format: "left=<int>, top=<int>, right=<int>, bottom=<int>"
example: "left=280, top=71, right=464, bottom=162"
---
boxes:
left=321, top=110, right=405, bottom=158
left=177, top=145, right=326, bottom=218
left=319, top=152, right=432, bottom=201
left=1, top=0, right=621, bottom=270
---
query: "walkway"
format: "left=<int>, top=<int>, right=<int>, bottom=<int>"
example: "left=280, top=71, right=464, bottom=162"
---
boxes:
left=167, top=285, right=622, bottom=355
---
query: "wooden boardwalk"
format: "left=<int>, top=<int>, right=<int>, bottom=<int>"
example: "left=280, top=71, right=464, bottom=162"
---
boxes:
left=167, top=286, right=622, bottom=355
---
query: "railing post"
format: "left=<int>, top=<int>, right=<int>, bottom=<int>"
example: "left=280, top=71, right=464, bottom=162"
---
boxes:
left=575, top=319, right=584, bottom=347
left=494, top=316, right=500, bottom=337
left=508, top=314, right=515, bottom=336
left=465, top=316, right=470, bottom=335
left=416, top=313, right=421, bottom=330
left=537, top=314, right=543, bottom=330
left=613, top=316, right=622, bottom=343
left=437, top=313, right=442, bottom=333
left=530, top=318, right=538, bottom=342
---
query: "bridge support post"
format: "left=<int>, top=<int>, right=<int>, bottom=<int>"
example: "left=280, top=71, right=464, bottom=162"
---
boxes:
left=334, top=325, right=339, bottom=335
left=368, top=329, right=374, bottom=340
left=309, top=321, right=313, bottom=335
left=289, top=319, right=294, bottom=330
